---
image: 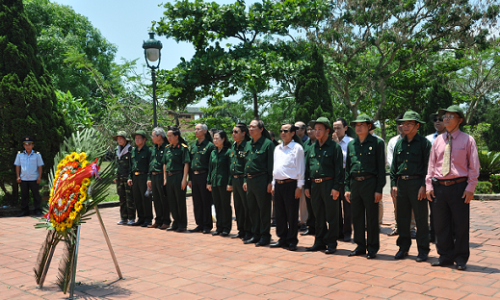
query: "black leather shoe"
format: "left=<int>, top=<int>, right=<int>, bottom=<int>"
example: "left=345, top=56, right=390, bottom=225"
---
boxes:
left=141, top=222, right=152, bottom=228
left=243, top=233, right=253, bottom=240
left=387, top=228, right=398, bottom=236
left=343, top=235, right=351, bottom=242
left=270, top=220, right=276, bottom=227
left=299, top=224, right=307, bottom=231
left=367, top=251, right=377, bottom=259
left=221, top=231, right=229, bottom=237
left=288, top=244, right=297, bottom=251
left=300, top=229, right=315, bottom=236
left=456, top=264, right=467, bottom=271
left=270, top=241, right=287, bottom=248
left=166, top=226, right=178, bottom=231
left=212, top=231, right=221, bottom=236
left=244, top=237, right=259, bottom=244
left=232, top=233, right=244, bottom=239
left=348, top=249, right=366, bottom=257
left=203, top=229, right=211, bottom=234
left=189, top=227, right=202, bottom=233
left=175, top=227, right=186, bottom=232
left=306, top=244, right=326, bottom=252
left=34, top=209, right=43, bottom=216
left=410, top=230, right=417, bottom=239
left=394, top=250, right=408, bottom=260
left=325, top=247, right=336, bottom=254
left=416, top=254, right=428, bottom=262
left=255, top=239, right=270, bottom=247
left=17, top=211, right=30, bottom=217
left=431, top=260, right=453, bottom=267
left=131, top=221, right=144, bottom=226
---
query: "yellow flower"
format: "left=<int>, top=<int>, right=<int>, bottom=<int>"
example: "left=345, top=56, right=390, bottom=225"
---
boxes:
left=81, top=160, right=89, bottom=168
left=79, top=152, right=87, bottom=161
left=75, top=202, right=82, bottom=212
left=81, top=178, right=91, bottom=186
left=81, top=186, right=88, bottom=194
left=59, top=224, right=66, bottom=231
left=66, top=219, right=73, bottom=228
left=70, top=152, right=79, bottom=161
left=69, top=211, right=76, bottom=221
left=79, top=193, right=87, bottom=202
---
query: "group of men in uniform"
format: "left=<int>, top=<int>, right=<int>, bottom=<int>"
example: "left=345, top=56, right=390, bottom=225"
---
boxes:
left=112, top=104, right=479, bottom=271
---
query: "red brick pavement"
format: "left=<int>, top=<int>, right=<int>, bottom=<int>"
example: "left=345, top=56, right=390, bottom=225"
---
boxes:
left=1, top=194, right=500, bottom=299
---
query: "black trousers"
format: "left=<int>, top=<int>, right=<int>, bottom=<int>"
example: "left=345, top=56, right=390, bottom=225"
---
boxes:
left=274, top=180, right=299, bottom=245
left=232, top=177, right=251, bottom=236
left=191, top=172, right=213, bottom=230
left=20, top=180, right=42, bottom=212
left=433, top=180, right=470, bottom=265
left=305, top=195, right=316, bottom=231
left=338, top=185, right=352, bottom=238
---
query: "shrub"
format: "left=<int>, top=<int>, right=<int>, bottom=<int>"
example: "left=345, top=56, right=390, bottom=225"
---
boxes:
left=478, top=151, right=500, bottom=180
left=476, top=181, right=493, bottom=194
left=490, top=174, right=500, bottom=193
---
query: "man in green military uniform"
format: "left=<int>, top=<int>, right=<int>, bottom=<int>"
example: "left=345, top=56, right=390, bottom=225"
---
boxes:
left=304, top=117, right=343, bottom=254
left=163, top=126, right=191, bottom=232
left=345, top=115, right=386, bottom=259
left=301, top=124, right=317, bottom=236
left=229, top=123, right=252, bottom=240
left=243, top=119, right=275, bottom=246
left=390, top=110, right=431, bottom=262
left=127, top=130, right=153, bottom=227
left=188, top=123, right=215, bottom=233
left=113, top=131, right=135, bottom=225
left=147, top=127, right=171, bottom=229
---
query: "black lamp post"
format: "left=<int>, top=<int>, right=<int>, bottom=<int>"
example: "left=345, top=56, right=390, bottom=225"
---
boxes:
left=142, top=32, right=163, bottom=128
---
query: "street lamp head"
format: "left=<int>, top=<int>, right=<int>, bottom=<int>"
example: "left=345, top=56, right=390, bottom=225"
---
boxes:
left=143, top=32, right=162, bottom=69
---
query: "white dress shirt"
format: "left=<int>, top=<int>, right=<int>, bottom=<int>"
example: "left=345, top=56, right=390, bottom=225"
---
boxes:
left=272, top=140, right=305, bottom=188
left=426, top=132, right=439, bottom=144
left=337, top=135, right=354, bottom=168
left=386, top=134, right=403, bottom=169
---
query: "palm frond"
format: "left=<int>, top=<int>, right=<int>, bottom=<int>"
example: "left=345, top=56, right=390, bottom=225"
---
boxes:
left=34, top=231, right=61, bottom=284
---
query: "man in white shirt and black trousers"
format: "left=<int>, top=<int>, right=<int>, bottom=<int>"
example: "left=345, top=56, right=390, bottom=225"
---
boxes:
left=270, top=123, right=305, bottom=251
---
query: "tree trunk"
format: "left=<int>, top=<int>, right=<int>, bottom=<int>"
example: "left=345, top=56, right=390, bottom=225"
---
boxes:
left=380, top=119, right=386, bottom=141
left=253, top=92, right=259, bottom=119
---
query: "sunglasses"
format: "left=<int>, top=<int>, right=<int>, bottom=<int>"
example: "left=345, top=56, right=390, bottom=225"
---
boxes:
left=280, top=129, right=291, bottom=133
left=232, top=130, right=240, bottom=133
left=434, top=118, right=443, bottom=122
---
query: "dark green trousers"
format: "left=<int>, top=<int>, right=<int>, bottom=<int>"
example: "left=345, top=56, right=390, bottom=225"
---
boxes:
left=232, top=177, right=251, bottom=236
left=132, top=173, right=152, bottom=222
left=311, top=179, right=339, bottom=248
left=151, top=173, right=171, bottom=225
left=117, top=179, right=135, bottom=220
left=396, top=179, right=429, bottom=255
left=246, top=175, right=271, bottom=241
left=212, top=186, right=232, bottom=233
left=166, top=173, right=187, bottom=229
left=351, top=177, right=379, bottom=253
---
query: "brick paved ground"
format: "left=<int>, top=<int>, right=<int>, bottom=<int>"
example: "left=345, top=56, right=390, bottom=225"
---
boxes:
left=1, top=195, right=500, bottom=299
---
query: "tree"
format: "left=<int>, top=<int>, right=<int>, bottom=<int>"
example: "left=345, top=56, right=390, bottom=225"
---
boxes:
left=420, top=83, right=454, bottom=135
left=295, top=46, right=333, bottom=122
left=0, top=0, right=70, bottom=205
left=154, top=0, right=329, bottom=118
left=309, top=0, right=499, bottom=121
left=23, top=0, right=117, bottom=109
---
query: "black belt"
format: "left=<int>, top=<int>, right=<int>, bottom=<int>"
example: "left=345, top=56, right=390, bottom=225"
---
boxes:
left=398, top=175, right=423, bottom=180
left=233, top=174, right=245, bottom=179
left=133, top=172, right=146, bottom=176
left=152, top=171, right=162, bottom=175
left=193, top=170, right=207, bottom=175
left=247, top=171, right=267, bottom=179
left=276, top=179, right=297, bottom=184
left=353, top=174, right=375, bottom=181
left=313, top=177, right=334, bottom=183
left=435, top=177, right=467, bottom=186
left=167, top=171, right=182, bottom=176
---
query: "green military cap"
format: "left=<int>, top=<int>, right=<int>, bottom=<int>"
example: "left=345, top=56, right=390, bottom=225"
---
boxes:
left=439, top=105, right=465, bottom=124
left=396, top=110, right=425, bottom=124
left=113, top=131, right=129, bottom=141
left=350, top=114, right=377, bottom=129
left=133, top=130, right=148, bottom=139
left=309, top=117, right=333, bottom=132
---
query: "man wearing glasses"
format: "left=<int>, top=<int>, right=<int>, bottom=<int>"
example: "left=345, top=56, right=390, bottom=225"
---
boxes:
left=295, top=121, right=309, bottom=232
left=228, top=123, right=252, bottom=240
left=389, top=111, right=431, bottom=262
left=426, top=105, right=480, bottom=271
left=270, top=123, right=305, bottom=251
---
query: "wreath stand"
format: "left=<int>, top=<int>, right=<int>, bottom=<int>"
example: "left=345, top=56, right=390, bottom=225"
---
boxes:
left=36, top=207, right=123, bottom=299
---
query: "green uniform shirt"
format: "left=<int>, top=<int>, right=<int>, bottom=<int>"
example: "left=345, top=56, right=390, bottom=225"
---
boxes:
left=128, top=145, right=152, bottom=180
left=162, top=143, right=190, bottom=172
left=305, top=138, right=343, bottom=191
left=148, top=141, right=168, bottom=180
left=244, top=135, right=275, bottom=183
left=303, top=138, right=316, bottom=153
left=389, top=134, right=431, bottom=188
left=345, top=134, right=386, bottom=193
left=190, top=139, right=215, bottom=172
left=116, top=145, right=132, bottom=181
left=207, top=147, right=232, bottom=187
left=229, top=139, right=248, bottom=176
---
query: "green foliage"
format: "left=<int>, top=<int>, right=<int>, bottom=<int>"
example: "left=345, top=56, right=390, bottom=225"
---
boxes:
left=55, top=90, right=94, bottom=131
left=463, top=123, right=491, bottom=151
left=478, top=151, right=500, bottom=180
left=23, top=0, right=117, bottom=106
left=295, top=47, right=332, bottom=122
left=421, top=83, right=454, bottom=135
left=476, top=181, right=493, bottom=194
left=0, top=0, right=71, bottom=205
left=489, top=174, right=500, bottom=193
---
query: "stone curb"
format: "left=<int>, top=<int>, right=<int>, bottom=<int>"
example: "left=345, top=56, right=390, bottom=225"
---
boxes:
left=474, top=194, right=500, bottom=200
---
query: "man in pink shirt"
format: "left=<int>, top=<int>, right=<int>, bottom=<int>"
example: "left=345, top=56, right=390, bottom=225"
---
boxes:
left=425, top=105, right=480, bottom=271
